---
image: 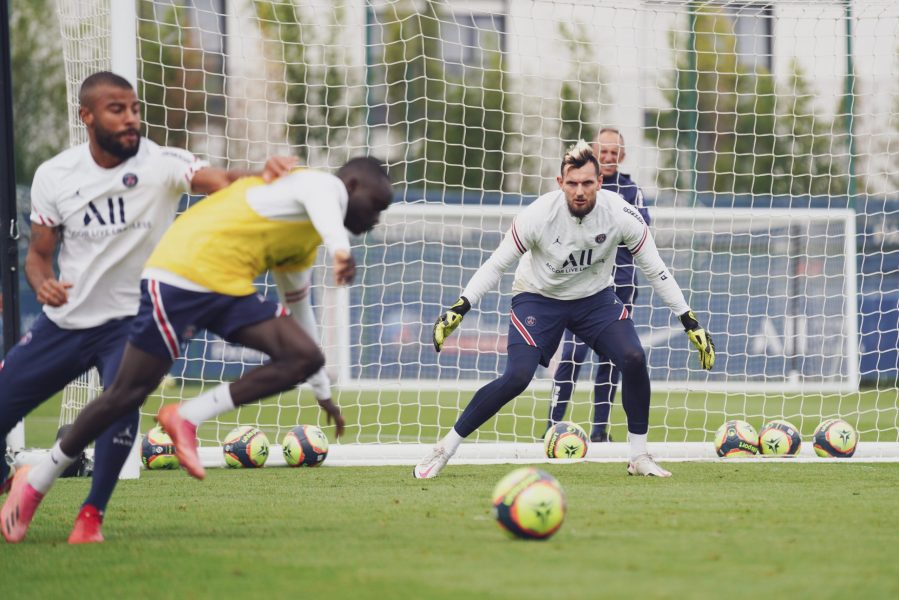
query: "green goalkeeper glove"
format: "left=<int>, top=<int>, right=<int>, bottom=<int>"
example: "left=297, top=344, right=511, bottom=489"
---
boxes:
left=680, top=310, right=715, bottom=370
left=433, top=297, right=471, bottom=353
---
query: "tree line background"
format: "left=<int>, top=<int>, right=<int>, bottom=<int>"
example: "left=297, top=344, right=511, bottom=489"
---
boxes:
left=9, top=0, right=894, bottom=197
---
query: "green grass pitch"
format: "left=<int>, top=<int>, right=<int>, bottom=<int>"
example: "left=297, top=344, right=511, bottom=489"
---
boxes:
left=4, top=388, right=898, bottom=598
left=1, top=463, right=897, bottom=599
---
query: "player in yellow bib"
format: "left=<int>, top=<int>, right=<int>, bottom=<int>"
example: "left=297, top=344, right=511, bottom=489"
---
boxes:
left=143, top=174, right=328, bottom=296
left=3, top=157, right=393, bottom=542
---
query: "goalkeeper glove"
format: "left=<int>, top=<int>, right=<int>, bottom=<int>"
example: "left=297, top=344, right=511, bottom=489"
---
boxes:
left=433, top=297, right=471, bottom=353
left=680, top=310, right=715, bottom=370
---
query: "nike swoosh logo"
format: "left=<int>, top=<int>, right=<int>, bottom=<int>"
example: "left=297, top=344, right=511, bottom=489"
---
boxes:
left=417, top=465, right=434, bottom=478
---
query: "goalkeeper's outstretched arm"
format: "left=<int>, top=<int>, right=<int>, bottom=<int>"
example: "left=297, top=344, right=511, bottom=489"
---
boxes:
left=629, top=225, right=716, bottom=370
left=432, top=220, right=526, bottom=352
left=272, top=270, right=345, bottom=436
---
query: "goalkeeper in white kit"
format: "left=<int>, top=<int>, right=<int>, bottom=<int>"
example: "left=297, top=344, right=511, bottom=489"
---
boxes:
left=415, top=141, right=715, bottom=479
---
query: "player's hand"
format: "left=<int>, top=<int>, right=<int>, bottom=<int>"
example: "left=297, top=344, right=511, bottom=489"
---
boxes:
left=680, top=310, right=715, bottom=370
left=36, top=279, right=73, bottom=307
left=317, top=398, right=345, bottom=438
left=433, top=297, right=471, bottom=353
left=332, top=250, right=356, bottom=285
left=261, top=155, right=298, bottom=182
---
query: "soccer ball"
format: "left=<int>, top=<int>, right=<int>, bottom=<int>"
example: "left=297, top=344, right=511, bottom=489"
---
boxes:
left=713, top=420, right=760, bottom=457
left=282, top=425, right=329, bottom=467
left=141, top=426, right=180, bottom=470
left=223, top=426, right=270, bottom=468
left=543, top=421, right=589, bottom=459
left=758, top=419, right=802, bottom=456
left=492, top=467, right=566, bottom=540
left=813, top=419, right=858, bottom=458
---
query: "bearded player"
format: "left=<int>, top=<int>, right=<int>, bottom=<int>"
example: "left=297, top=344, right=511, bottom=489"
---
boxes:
left=415, top=141, right=714, bottom=479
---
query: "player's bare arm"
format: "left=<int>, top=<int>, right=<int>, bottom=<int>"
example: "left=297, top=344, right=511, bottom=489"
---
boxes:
left=317, top=399, right=345, bottom=437
left=189, top=155, right=299, bottom=195
left=332, top=249, right=356, bottom=285
left=272, top=270, right=346, bottom=437
left=24, top=223, right=72, bottom=307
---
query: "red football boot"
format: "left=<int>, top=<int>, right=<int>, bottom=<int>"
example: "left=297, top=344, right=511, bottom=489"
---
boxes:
left=68, top=504, right=104, bottom=544
left=157, top=404, right=205, bottom=480
left=1, top=465, right=45, bottom=543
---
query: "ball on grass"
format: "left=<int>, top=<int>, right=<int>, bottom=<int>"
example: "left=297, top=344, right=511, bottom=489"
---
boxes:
left=492, top=467, right=566, bottom=540
left=714, top=420, right=760, bottom=457
left=141, top=426, right=179, bottom=470
left=282, top=425, right=329, bottom=467
left=813, top=419, right=857, bottom=458
left=543, top=421, right=589, bottom=459
left=759, top=419, right=801, bottom=456
left=223, top=426, right=270, bottom=468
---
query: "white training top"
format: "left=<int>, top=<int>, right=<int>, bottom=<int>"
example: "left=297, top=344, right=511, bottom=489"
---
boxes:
left=29, top=139, right=208, bottom=329
left=245, top=170, right=351, bottom=252
left=461, top=189, right=690, bottom=315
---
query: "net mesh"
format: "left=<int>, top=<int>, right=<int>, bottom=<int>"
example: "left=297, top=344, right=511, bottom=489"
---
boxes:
left=51, top=0, right=899, bottom=458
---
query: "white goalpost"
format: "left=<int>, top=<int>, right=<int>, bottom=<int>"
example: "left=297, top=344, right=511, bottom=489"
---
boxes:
left=24, top=0, right=898, bottom=465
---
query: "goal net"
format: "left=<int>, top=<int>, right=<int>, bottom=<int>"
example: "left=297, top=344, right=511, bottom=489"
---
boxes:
left=44, top=0, right=898, bottom=462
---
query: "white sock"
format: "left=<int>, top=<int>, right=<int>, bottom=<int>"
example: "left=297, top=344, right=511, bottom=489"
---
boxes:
left=178, top=383, right=235, bottom=426
left=27, top=441, right=76, bottom=494
left=440, top=428, right=464, bottom=455
left=629, top=432, right=648, bottom=461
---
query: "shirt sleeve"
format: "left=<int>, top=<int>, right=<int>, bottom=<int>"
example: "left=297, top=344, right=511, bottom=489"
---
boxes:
left=160, top=147, right=209, bottom=197
left=461, top=215, right=531, bottom=306
left=272, top=270, right=332, bottom=401
left=29, top=164, right=62, bottom=227
left=296, top=174, right=352, bottom=258
left=617, top=204, right=689, bottom=315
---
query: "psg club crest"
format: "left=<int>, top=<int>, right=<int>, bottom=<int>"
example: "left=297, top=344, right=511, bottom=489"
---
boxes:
left=122, top=173, right=139, bottom=188
left=595, top=233, right=607, bottom=244
left=525, top=316, right=537, bottom=326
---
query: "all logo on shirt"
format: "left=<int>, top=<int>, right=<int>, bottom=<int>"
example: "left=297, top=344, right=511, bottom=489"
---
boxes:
left=83, top=197, right=126, bottom=226
left=595, top=233, right=606, bottom=244
left=122, top=173, right=139, bottom=188
left=560, top=249, right=593, bottom=269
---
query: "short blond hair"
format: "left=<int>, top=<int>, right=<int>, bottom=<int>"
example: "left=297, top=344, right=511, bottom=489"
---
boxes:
left=560, top=139, right=599, bottom=176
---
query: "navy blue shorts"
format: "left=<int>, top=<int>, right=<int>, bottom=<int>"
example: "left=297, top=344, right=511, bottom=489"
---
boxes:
left=0, top=314, right=131, bottom=436
left=508, top=288, right=631, bottom=367
left=129, top=279, right=288, bottom=359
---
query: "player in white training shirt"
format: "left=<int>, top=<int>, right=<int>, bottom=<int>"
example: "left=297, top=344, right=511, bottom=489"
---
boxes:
left=0, top=71, right=293, bottom=544
left=414, top=141, right=715, bottom=479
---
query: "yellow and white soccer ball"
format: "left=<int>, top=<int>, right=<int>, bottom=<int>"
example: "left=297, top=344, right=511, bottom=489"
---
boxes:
left=813, top=419, right=858, bottom=458
left=759, top=419, right=802, bottom=456
left=282, top=425, right=329, bottom=467
left=492, top=467, right=566, bottom=540
left=222, top=425, right=270, bottom=468
left=713, top=420, right=760, bottom=457
left=543, top=421, right=589, bottom=459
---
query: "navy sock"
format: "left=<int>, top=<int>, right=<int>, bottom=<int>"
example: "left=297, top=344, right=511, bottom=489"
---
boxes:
left=82, top=408, right=140, bottom=512
left=456, top=345, right=542, bottom=438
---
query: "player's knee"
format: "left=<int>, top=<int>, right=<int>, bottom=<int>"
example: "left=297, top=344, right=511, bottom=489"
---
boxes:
left=504, top=366, right=534, bottom=395
left=283, top=348, right=326, bottom=385
left=617, top=347, right=647, bottom=375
